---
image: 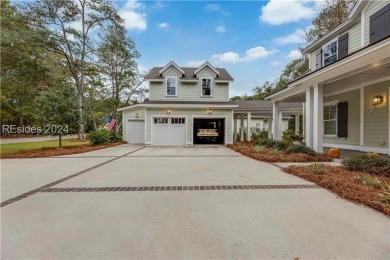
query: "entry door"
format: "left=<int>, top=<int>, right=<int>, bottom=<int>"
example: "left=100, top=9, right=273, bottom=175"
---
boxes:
left=127, top=120, right=145, bottom=144
left=152, top=117, right=186, bottom=146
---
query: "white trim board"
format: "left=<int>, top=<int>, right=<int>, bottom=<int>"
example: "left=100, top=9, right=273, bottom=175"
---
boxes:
left=323, top=143, right=389, bottom=155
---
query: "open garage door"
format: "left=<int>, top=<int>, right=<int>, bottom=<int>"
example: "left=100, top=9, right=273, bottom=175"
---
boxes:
left=193, top=118, right=225, bottom=145
left=126, top=120, right=145, bottom=144
left=152, top=117, right=186, bottom=146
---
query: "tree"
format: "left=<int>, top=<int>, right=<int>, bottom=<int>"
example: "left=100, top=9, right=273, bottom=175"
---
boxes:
left=306, top=0, right=357, bottom=42
left=23, top=0, right=123, bottom=140
left=35, top=86, right=79, bottom=147
left=97, top=25, right=146, bottom=132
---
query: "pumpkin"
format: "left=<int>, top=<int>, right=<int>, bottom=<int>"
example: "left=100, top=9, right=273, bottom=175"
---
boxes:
left=328, top=148, right=340, bottom=158
left=367, top=152, right=380, bottom=158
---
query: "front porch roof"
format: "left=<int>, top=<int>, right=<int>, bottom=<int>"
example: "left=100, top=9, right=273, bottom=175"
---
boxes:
left=232, top=100, right=302, bottom=114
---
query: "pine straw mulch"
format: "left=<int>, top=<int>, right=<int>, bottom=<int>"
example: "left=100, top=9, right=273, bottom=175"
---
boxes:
left=283, top=165, right=390, bottom=216
left=1, top=141, right=127, bottom=159
left=227, top=143, right=331, bottom=163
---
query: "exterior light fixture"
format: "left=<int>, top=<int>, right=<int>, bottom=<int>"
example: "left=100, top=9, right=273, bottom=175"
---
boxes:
left=166, top=108, right=172, bottom=114
left=372, top=95, right=384, bottom=105
left=207, top=108, right=213, bottom=115
left=135, top=112, right=139, bottom=118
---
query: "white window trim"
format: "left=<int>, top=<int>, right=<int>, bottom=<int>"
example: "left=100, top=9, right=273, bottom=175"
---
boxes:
left=323, top=100, right=339, bottom=137
left=201, top=77, right=213, bottom=97
left=166, top=76, right=178, bottom=97
left=322, top=37, right=338, bottom=66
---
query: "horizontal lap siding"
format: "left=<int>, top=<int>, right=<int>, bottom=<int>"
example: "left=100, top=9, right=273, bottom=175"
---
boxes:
left=364, top=81, right=389, bottom=148
left=324, top=89, right=360, bottom=145
left=150, top=67, right=229, bottom=102
left=347, top=22, right=361, bottom=53
left=364, top=1, right=388, bottom=46
left=309, top=49, right=319, bottom=71
left=145, top=108, right=233, bottom=145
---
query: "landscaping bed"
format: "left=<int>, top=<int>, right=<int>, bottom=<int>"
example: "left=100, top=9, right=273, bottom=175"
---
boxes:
left=283, top=164, right=390, bottom=216
left=227, top=141, right=330, bottom=162
left=2, top=141, right=127, bottom=159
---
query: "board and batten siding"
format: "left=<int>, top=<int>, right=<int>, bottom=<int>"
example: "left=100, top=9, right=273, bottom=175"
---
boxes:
left=364, top=0, right=389, bottom=46
left=121, top=107, right=146, bottom=141
left=145, top=108, right=233, bottom=145
left=364, top=80, right=389, bottom=148
left=324, top=89, right=360, bottom=146
left=149, top=67, right=229, bottom=102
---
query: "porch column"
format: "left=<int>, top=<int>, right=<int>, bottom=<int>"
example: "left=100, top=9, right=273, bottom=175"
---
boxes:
left=267, top=116, right=272, bottom=139
left=302, top=103, right=305, bottom=137
left=272, top=101, right=280, bottom=140
left=240, top=115, right=244, bottom=142
left=305, top=88, right=313, bottom=148
left=279, top=112, right=283, bottom=138
left=295, top=114, right=300, bottom=133
left=233, top=115, right=238, bottom=141
left=313, top=84, right=324, bottom=152
left=388, top=88, right=390, bottom=155
left=247, top=112, right=251, bottom=142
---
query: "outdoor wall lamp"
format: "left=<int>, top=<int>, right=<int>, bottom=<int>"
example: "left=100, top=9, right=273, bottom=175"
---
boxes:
left=372, top=95, right=384, bottom=105
left=207, top=108, right=213, bottom=115
left=166, top=108, right=172, bottom=114
left=135, top=112, right=139, bottom=118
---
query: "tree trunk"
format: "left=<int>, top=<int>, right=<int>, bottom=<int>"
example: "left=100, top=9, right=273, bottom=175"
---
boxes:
left=77, top=91, right=85, bottom=140
left=59, top=134, right=62, bottom=147
left=87, top=101, right=97, bottom=130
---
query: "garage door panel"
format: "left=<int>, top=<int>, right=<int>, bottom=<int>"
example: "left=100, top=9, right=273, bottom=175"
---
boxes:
left=127, top=120, right=145, bottom=144
left=152, top=117, right=186, bottom=146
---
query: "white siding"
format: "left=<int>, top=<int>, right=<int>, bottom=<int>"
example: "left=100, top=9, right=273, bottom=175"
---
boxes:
left=122, top=107, right=146, bottom=141
left=346, top=22, right=361, bottom=53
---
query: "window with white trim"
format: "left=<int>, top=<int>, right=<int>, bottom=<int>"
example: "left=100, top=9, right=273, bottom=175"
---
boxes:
left=324, top=104, right=337, bottom=136
left=171, top=118, right=185, bottom=124
left=323, top=39, right=338, bottom=66
left=201, top=78, right=212, bottom=96
left=166, top=77, right=177, bottom=96
left=154, top=117, right=168, bottom=124
left=256, top=123, right=261, bottom=132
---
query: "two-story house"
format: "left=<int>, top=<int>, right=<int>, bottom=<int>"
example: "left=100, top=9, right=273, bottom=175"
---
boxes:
left=118, top=61, right=236, bottom=146
left=266, top=0, right=390, bottom=155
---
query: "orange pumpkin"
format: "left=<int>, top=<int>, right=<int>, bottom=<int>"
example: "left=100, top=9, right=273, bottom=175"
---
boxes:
left=328, top=148, right=340, bottom=158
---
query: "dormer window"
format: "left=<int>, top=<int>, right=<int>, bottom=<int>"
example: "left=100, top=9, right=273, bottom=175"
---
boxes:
left=323, top=38, right=338, bottom=66
left=166, top=77, right=177, bottom=96
left=202, top=78, right=212, bottom=96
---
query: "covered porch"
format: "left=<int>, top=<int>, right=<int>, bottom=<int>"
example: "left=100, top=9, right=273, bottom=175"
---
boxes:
left=266, top=39, right=390, bottom=154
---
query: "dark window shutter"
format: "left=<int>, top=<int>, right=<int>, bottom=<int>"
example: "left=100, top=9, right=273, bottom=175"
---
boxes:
left=370, top=3, right=390, bottom=44
left=338, top=33, right=349, bottom=59
left=315, top=49, right=322, bottom=70
left=337, top=102, right=348, bottom=138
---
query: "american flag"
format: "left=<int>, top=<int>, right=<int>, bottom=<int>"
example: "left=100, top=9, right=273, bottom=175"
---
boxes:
left=106, top=117, right=116, bottom=132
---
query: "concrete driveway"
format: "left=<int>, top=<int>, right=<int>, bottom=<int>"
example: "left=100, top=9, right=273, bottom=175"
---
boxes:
left=1, top=145, right=389, bottom=259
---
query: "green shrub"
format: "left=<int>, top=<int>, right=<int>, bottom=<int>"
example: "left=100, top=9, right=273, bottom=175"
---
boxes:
left=270, top=147, right=280, bottom=156
left=273, top=140, right=290, bottom=150
left=251, top=130, right=268, bottom=143
left=282, top=129, right=303, bottom=143
left=88, top=129, right=111, bottom=146
left=109, top=132, right=122, bottom=143
left=255, top=138, right=276, bottom=147
left=252, top=145, right=265, bottom=153
left=355, top=175, right=382, bottom=189
left=286, top=144, right=316, bottom=156
left=342, top=154, right=390, bottom=176
left=307, top=162, right=325, bottom=175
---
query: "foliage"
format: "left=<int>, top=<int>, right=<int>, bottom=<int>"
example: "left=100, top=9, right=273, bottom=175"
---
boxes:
left=282, top=129, right=303, bottom=142
left=286, top=144, right=316, bottom=156
left=88, top=129, right=111, bottom=146
left=355, top=175, right=383, bottom=189
left=109, top=132, right=122, bottom=143
left=251, top=130, right=268, bottom=143
left=255, top=138, right=276, bottom=147
left=270, top=147, right=281, bottom=156
left=252, top=145, right=265, bottom=153
left=307, top=162, right=325, bottom=175
left=342, top=154, right=390, bottom=176
left=273, top=140, right=290, bottom=151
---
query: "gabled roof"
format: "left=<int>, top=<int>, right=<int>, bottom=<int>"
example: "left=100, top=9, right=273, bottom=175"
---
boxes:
left=194, top=61, right=220, bottom=76
left=158, top=61, right=185, bottom=75
left=145, top=66, right=234, bottom=81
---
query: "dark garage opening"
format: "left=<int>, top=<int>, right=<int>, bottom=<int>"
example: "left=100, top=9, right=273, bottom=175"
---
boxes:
left=193, top=118, right=225, bottom=144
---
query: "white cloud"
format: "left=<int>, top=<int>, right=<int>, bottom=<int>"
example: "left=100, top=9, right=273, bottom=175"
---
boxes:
left=260, top=0, right=317, bottom=25
left=212, top=46, right=276, bottom=63
left=270, top=61, right=281, bottom=67
left=274, top=28, right=307, bottom=45
left=186, top=60, right=206, bottom=67
left=158, top=22, right=169, bottom=29
left=204, top=3, right=230, bottom=15
left=215, top=25, right=226, bottom=34
left=287, top=50, right=302, bottom=59
left=119, top=0, right=147, bottom=31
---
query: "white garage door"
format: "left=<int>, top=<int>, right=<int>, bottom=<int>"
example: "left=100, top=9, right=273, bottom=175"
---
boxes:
left=127, top=120, right=145, bottom=144
left=152, top=117, right=186, bottom=146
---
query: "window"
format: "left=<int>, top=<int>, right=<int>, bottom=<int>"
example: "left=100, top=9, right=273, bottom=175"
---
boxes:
left=324, top=104, right=337, bottom=136
left=202, top=78, right=212, bottom=96
left=256, top=123, right=261, bottom=132
left=166, top=77, right=177, bottom=96
left=154, top=117, right=168, bottom=124
left=171, top=118, right=185, bottom=124
left=323, top=39, right=337, bottom=66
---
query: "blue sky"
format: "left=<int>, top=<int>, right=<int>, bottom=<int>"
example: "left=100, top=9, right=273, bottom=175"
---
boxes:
left=117, top=1, right=325, bottom=97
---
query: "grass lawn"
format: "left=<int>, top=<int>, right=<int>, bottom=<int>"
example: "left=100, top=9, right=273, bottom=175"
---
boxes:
left=1, top=139, right=89, bottom=156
